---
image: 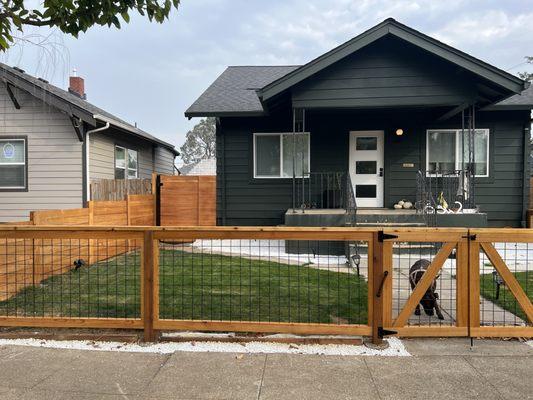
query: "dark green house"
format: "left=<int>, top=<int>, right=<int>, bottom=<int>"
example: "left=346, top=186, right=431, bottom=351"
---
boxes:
left=186, top=18, right=532, bottom=228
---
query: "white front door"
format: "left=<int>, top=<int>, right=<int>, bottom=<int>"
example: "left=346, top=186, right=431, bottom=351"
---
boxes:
left=349, top=131, right=384, bottom=208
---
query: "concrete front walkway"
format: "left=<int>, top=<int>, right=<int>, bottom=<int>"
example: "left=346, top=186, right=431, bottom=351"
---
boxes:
left=0, top=339, right=531, bottom=399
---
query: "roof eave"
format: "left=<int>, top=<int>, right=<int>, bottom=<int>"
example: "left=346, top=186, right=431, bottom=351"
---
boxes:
left=93, top=114, right=177, bottom=155
left=184, top=110, right=267, bottom=118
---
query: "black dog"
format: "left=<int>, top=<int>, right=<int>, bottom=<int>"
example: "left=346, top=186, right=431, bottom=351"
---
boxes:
left=409, top=259, right=444, bottom=320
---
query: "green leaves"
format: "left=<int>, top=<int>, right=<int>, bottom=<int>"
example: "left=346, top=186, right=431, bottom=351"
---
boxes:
left=0, top=0, right=181, bottom=51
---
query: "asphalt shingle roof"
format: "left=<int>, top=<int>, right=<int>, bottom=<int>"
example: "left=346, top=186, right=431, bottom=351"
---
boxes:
left=185, top=66, right=300, bottom=117
left=0, top=62, right=177, bottom=153
left=491, top=83, right=533, bottom=109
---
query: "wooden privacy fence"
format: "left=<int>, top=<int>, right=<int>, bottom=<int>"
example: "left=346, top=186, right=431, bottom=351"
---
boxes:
left=155, top=175, right=216, bottom=226
left=90, top=178, right=152, bottom=201
left=0, top=195, right=154, bottom=300
left=0, top=226, right=531, bottom=343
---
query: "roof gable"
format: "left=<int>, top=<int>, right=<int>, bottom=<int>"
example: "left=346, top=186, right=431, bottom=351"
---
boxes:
left=258, top=18, right=527, bottom=102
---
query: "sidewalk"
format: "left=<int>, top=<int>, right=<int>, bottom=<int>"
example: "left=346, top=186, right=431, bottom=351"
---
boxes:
left=0, top=338, right=531, bottom=399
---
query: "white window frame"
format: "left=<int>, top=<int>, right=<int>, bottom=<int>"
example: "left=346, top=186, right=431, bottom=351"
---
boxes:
left=115, top=145, right=138, bottom=179
left=426, top=129, right=490, bottom=178
left=253, top=132, right=310, bottom=179
left=0, top=138, right=27, bottom=190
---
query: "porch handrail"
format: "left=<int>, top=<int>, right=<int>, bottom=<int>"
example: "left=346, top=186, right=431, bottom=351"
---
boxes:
left=293, top=171, right=357, bottom=215
left=416, top=169, right=477, bottom=226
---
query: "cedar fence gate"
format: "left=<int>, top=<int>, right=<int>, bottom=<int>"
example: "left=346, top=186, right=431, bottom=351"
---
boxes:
left=0, top=226, right=531, bottom=344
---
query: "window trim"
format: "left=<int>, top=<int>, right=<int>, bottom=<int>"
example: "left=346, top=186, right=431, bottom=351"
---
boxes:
left=0, top=136, right=28, bottom=192
left=426, top=129, right=490, bottom=178
left=253, top=132, right=310, bottom=179
left=114, top=145, right=139, bottom=179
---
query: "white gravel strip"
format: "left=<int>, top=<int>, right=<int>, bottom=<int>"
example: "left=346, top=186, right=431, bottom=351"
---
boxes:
left=0, top=337, right=410, bottom=357
left=526, top=341, right=533, bottom=349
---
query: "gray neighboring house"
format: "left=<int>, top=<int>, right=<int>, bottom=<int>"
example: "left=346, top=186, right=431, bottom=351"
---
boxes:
left=0, top=63, right=178, bottom=222
left=187, top=18, right=533, bottom=228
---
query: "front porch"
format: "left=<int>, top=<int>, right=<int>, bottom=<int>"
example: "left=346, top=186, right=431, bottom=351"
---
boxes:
left=285, top=207, right=487, bottom=228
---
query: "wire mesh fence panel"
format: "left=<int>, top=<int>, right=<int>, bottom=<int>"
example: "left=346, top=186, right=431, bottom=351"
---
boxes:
left=0, top=236, right=141, bottom=319
left=157, top=238, right=369, bottom=326
left=478, top=241, right=533, bottom=328
left=391, top=241, right=457, bottom=327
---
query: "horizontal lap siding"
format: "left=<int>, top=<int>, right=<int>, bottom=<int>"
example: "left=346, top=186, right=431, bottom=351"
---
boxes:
left=90, top=130, right=154, bottom=180
left=218, top=113, right=293, bottom=225
left=292, top=36, right=473, bottom=109
left=391, top=110, right=529, bottom=227
left=0, top=85, right=83, bottom=222
left=154, top=146, right=175, bottom=175
left=219, top=110, right=528, bottom=227
left=475, top=112, right=528, bottom=227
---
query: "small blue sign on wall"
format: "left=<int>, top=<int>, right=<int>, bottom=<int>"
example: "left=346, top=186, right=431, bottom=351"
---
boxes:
left=3, top=143, right=15, bottom=159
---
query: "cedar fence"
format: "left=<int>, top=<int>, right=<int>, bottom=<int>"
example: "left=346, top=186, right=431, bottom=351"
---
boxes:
left=0, top=194, right=154, bottom=301
left=0, top=226, right=531, bottom=343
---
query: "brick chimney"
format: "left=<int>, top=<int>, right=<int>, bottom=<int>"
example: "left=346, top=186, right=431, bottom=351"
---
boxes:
left=68, top=69, right=86, bottom=99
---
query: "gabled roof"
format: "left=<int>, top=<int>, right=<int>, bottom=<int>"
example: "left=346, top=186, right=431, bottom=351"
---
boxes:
left=186, top=18, right=531, bottom=117
left=0, top=63, right=178, bottom=154
left=185, top=66, right=299, bottom=118
left=258, top=18, right=527, bottom=102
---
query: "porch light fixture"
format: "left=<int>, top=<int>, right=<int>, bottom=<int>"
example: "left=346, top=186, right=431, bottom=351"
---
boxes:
left=396, top=128, right=404, bottom=136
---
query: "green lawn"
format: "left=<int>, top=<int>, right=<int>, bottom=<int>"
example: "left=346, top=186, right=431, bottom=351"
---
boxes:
left=480, top=271, right=532, bottom=322
left=0, top=250, right=367, bottom=324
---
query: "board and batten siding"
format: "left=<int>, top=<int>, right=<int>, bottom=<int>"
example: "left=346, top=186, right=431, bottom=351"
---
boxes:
left=89, top=130, right=175, bottom=181
left=218, top=109, right=529, bottom=227
left=0, top=84, right=83, bottom=222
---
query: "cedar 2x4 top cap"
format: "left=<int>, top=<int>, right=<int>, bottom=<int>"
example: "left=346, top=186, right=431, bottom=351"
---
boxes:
left=185, top=18, right=532, bottom=118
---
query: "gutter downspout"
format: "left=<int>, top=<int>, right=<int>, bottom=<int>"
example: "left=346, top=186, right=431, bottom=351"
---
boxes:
left=85, top=119, right=111, bottom=202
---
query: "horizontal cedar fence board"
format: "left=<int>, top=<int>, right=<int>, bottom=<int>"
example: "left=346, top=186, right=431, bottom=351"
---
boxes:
left=382, top=228, right=468, bottom=242
left=0, top=317, right=143, bottom=329
left=31, top=208, right=90, bottom=225
left=0, top=194, right=153, bottom=301
left=154, top=320, right=372, bottom=336
left=158, top=175, right=216, bottom=226
left=471, top=228, right=533, bottom=242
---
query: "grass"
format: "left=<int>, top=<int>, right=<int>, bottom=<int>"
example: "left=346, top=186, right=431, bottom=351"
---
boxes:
left=480, top=271, right=532, bottom=322
left=0, top=249, right=368, bottom=325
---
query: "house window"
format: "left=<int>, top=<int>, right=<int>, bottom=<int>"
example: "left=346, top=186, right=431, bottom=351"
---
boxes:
left=0, top=138, right=26, bottom=190
left=253, top=133, right=310, bottom=178
left=426, top=129, right=489, bottom=177
left=115, top=146, right=138, bottom=179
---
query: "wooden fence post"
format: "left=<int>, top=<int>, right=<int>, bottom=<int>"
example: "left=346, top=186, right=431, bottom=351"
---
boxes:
left=371, top=231, right=384, bottom=345
left=468, top=232, right=480, bottom=337
left=151, top=173, right=158, bottom=226
left=142, top=230, right=158, bottom=341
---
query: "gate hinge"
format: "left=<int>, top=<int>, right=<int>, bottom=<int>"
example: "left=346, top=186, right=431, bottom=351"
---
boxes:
left=378, top=327, right=397, bottom=338
left=378, top=231, right=398, bottom=242
left=462, top=234, right=476, bottom=241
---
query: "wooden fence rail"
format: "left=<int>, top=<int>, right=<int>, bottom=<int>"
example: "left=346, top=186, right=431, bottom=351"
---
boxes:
left=0, top=226, right=531, bottom=343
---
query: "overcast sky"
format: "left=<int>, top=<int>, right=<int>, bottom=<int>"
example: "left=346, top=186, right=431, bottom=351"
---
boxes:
left=1, top=0, right=532, bottom=164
